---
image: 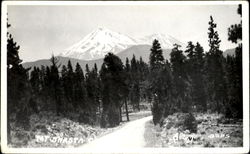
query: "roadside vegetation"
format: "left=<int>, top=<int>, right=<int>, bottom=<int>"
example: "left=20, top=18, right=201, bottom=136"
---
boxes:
left=144, top=113, right=242, bottom=147
left=10, top=109, right=151, bottom=148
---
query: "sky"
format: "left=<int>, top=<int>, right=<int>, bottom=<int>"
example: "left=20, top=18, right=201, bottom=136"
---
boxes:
left=7, top=4, right=241, bottom=62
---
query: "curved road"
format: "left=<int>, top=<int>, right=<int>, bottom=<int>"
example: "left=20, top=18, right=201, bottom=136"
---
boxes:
left=80, top=116, right=152, bottom=149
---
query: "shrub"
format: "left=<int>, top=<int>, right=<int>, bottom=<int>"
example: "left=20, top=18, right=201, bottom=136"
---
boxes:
left=152, top=103, right=164, bottom=125
left=204, top=141, right=215, bottom=147
left=100, top=113, right=108, bottom=128
left=183, top=113, right=197, bottom=133
left=175, top=113, right=197, bottom=133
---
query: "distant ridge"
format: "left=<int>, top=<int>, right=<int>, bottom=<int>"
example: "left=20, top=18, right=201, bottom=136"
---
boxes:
left=23, top=45, right=171, bottom=71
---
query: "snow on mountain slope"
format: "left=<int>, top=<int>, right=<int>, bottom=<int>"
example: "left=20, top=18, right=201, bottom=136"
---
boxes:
left=137, top=33, right=186, bottom=49
left=59, top=27, right=137, bottom=60
left=59, top=28, right=185, bottom=61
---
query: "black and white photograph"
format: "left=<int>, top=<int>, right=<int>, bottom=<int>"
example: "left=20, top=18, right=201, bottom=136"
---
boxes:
left=1, top=1, right=249, bottom=153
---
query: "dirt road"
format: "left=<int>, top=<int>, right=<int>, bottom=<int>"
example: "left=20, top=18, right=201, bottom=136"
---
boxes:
left=80, top=116, right=152, bottom=149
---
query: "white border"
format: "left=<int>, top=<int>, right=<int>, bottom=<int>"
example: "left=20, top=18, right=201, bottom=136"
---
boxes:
left=1, top=1, right=249, bottom=153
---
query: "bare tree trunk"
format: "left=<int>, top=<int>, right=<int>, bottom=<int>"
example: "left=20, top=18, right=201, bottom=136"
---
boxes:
left=125, top=98, right=129, bottom=121
left=119, top=106, right=122, bottom=122
left=7, top=109, right=11, bottom=144
left=137, top=101, right=140, bottom=111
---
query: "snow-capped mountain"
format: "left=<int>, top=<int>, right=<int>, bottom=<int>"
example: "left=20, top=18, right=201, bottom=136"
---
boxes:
left=59, top=28, right=185, bottom=61
left=59, top=27, right=137, bottom=60
left=137, top=33, right=186, bottom=49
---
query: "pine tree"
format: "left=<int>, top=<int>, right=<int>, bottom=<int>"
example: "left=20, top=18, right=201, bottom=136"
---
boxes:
left=85, top=64, right=90, bottom=75
left=49, top=55, right=62, bottom=115
left=149, top=39, right=165, bottom=71
left=138, top=56, right=150, bottom=102
left=61, top=65, right=69, bottom=113
left=30, top=67, right=41, bottom=95
left=124, top=57, right=131, bottom=121
left=43, top=66, right=53, bottom=109
left=84, top=63, right=100, bottom=124
left=149, top=40, right=165, bottom=100
left=74, top=63, right=89, bottom=122
left=100, top=53, right=125, bottom=127
left=185, top=41, right=195, bottom=61
left=74, top=63, right=86, bottom=105
left=29, top=67, right=40, bottom=113
left=66, top=60, right=75, bottom=106
left=228, top=4, right=242, bottom=44
left=95, top=63, right=103, bottom=116
left=149, top=39, right=165, bottom=125
left=193, top=43, right=207, bottom=111
left=185, top=42, right=195, bottom=109
left=205, top=16, right=227, bottom=113
left=225, top=4, right=242, bottom=118
left=149, top=39, right=173, bottom=125
left=184, top=42, right=207, bottom=112
left=130, top=55, right=140, bottom=111
left=7, top=21, right=31, bottom=143
left=170, top=44, right=190, bottom=113
left=39, top=65, right=46, bottom=94
left=93, top=63, right=100, bottom=109
left=36, top=65, right=47, bottom=111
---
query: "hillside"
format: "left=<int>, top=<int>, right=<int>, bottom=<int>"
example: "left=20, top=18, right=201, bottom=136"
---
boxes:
left=22, top=56, right=104, bottom=71
left=117, top=45, right=171, bottom=63
left=22, top=45, right=172, bottom=70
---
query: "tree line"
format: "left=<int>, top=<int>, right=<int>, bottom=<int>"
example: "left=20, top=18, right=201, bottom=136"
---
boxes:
left=7, top=6, right=242, bottom=143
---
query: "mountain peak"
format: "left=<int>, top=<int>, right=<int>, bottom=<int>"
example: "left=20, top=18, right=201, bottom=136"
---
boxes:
left=96, top=26, right=109, bottom=32
left=59, top=28, right=137, bottom=60
left=138, top=33, right=185, bottom=49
